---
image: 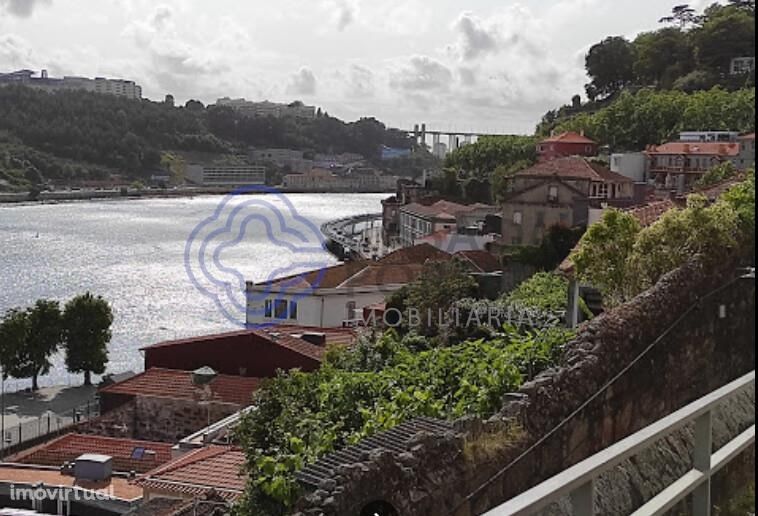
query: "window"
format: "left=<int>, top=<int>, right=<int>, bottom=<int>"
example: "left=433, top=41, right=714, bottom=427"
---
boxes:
left=513, top=211, right=522, bottom=225
left=274, top=299, right=288, bottom=319
left=264, top=299, right=272, bottom=318
left=548, top=185, right=558, bottom=202
left=536, top=211, right=545, bottom=227
left=511, top=236, right=522, bottom=245
left=289, top=301, right=298, bottom=320
left=559, top=212, right=569, bottom=224
left=346, top=301, right=357, bottom=320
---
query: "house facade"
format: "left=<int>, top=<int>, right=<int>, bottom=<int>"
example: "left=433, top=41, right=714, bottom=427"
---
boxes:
left=644, top=141, right=743, bottom=192
left=501, top=157, right=633, bottom=246
left=246, top=244, right=452, bottom=328
left=398, top=200, right=499, bottom=247
left=537, top=131, right=599, bottom=161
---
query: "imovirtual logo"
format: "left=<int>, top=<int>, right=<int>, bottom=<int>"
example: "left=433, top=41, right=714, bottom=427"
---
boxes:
left=184, top=185, right=331, bottom=328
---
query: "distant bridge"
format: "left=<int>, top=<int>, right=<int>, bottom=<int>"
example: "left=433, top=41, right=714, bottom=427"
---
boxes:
left=398, top=123, right=515, bottom=156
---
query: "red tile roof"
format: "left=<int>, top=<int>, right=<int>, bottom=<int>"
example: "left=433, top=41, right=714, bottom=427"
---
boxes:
left=137, top=445, right=246, bottom=501
left=515, top=157, right=632, bottom=182
left=254, top=244, right=452, bottom=291
left=625, top=199, right=677, bottom=227
left=645, top=141, right=740, bottom=156
left=0, top=465, right=143, bottom=501
left=377, top=242, right=452, bottom=264
left=454, top=250, right=502, bottom=273
left=9, top=433, right=173, bottom=473
left=541, top=131, right=597, bottom=144
left=737, top=133, right=755, bottom=140
left=142, top=326, right=356, bottom=352
left=99, top=368, right=260, bottom=406
left=400, top=200, right=494, bottom=219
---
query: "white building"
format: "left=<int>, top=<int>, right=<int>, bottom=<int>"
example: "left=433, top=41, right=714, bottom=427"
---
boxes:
left=610, top=152, right=647, bottom=183
left=215, top=97, right=315, bottom=119
left=678, top=131, right=739, bottom=143
left=0, top=69, right=142, bottom=99
left=729, top=57, right=755, bottom=75
left=246, top=244, right=452, bottom=328
left=186, top=165, right=266, bottom=187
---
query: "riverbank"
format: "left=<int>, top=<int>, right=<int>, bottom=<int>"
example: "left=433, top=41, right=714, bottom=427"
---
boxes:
left=0, top=186, right=395, bottom=205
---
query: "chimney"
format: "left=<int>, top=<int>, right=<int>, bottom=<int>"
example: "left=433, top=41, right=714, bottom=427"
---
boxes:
left=550, top=129, right=555, bottom=137
left=580, top=129, right=585, bottom=136
left=41, top=69, right=48, bottom=79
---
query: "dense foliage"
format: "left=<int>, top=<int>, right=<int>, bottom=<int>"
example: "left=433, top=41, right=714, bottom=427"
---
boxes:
left=62, top=293, right=114, bottom=386
left=234, top=326, right=574, bottom=515
left=509, top=224, right=586, bottom=271
left=539, top=1, right=755, bottom=136
left=386, top=260, right=479, bottom=338
left=545, top=87, right=755, bottom=150
left=0, top=294, right=113, bottom=388
left=444, top=135, right=537, bottom=176
left=571, top=172, right=754, bottom=305
left=0, top=86, right=412, bottom=188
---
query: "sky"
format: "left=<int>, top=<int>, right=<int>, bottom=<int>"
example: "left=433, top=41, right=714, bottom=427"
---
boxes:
left=0, top=0, right=718, bottom=134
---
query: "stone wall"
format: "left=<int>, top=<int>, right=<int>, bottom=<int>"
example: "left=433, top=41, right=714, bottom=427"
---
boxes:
left=295, top=251, right=755, bottom=515
left=79, top=396, right=240, bottom=443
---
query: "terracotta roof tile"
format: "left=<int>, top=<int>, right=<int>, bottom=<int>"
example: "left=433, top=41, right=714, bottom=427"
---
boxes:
left=142, top=326, right=356, bottom=352
left=9, top=433, right=173, bottom=474
left=99, top=368, right=260, bottom=406
left=137, top=446, right=246, bottom=501
left=541, top=131, right=597, bottom=144
left=737, top=132, right=755, bottom=141
left=377, top=243, right=452, bottom=265
left=515, top=157, right=632, bottom=182
left=339, top=263, right=426, bottom=288
left=645, top=141, right=740, bottom=156
left=0, top=465, right=142, bottom=501
left=454, top=250, right=502, bottom=273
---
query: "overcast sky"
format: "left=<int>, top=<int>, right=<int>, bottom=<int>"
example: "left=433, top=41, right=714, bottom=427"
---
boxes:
left=0, top=0, right=717, bottom=133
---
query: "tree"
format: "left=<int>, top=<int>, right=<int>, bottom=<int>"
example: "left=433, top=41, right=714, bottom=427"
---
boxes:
left=659, top=4, right=704, bottom=29
left=0, top=301, right=62, bottom=391
left=629, top=195, right=739, bottom=292
left=444, top=135, right=537, bottom=175
left=692, top=8, right=755, bottom=73
left=512, top=224, right=586, bottom=271
left=571, top=209, right=641, bottom=306
left=584, top=36, right=636, bottom=100
left=62, top=293, right=113, bottom=386
left=387, top=260, right=478, bottom=336
left=633, top=28, right=695, bottom=87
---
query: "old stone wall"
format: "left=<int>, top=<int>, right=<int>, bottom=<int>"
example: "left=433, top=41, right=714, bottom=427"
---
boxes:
left=78, top=396, right=240, bottom=442
left=296, top=251, right=755, bottom=516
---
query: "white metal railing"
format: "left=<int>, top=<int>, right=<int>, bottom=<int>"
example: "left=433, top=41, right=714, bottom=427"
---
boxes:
left=484, top=371, right=755, bottom=516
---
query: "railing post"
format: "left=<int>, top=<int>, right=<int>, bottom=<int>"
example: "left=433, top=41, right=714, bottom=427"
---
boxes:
left=570, top=479, right=595, bottom=516
left=692, top=410, right=713, bottom=516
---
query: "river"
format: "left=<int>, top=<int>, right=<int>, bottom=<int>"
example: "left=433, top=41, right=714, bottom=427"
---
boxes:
left=0, top=193, right=385, bottom=391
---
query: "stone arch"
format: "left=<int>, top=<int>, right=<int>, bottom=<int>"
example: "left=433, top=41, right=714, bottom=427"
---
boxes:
left=360, top=500, right=400, bottom=516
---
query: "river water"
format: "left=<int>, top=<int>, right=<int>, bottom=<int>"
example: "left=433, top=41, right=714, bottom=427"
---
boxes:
left=0, top=193, right=384, bottom=390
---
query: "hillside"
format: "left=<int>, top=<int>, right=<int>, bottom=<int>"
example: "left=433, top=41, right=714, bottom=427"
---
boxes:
left=0, top=86, right=412, bottom=190
left=537, top=1, right=755, bottom=137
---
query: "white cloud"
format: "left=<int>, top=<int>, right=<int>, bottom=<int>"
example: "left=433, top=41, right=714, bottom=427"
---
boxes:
left=287, top=67, right=317, bottom=96
left=390, top=55, right=453, bottom=92
left=0, top=34, right=35, bottom=67
left=451, top=12, right=501, bottom=61
left=345, top=64, right=375, bottom=98
left=0, top=0, right=51, bottom=17
left=324, top=0, right=358, bottom=31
